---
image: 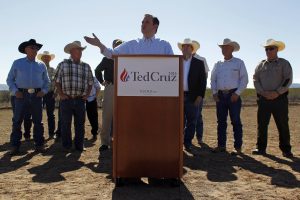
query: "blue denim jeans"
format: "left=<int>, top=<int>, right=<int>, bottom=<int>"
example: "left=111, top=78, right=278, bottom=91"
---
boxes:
left=43, top=91, right=56, bottom=136
left=60, top=98, right=86, bottom=149
left=183, top=96, right=198, bottom=148
left=216, top=92, right=243, bottom=149
left=195, top=100, right=204, bottom=142
left=11, top=93, right=44, bottom=147
left=11, top=96, right=32, bottom=138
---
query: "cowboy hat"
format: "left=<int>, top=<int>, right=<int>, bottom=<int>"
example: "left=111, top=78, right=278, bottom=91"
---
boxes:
left=112, top=39, right=123, bottom=48
left=18, top=39, right=43, bottom=54
left=37, top=51, right=55, bottom=61
left=64, top=41, right=86, bottom=54
left=218, top=38, right=240, bottom=52
left=262, top=39, right=285, bottom=51
left=178, top=38, right=200, bottom=54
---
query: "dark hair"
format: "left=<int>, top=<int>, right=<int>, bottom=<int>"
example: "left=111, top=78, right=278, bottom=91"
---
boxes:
left=144, top=14, right=159, bottom=33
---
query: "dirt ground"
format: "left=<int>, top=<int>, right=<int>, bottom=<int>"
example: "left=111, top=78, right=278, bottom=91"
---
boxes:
left=0, top=106, right=299, bottom=200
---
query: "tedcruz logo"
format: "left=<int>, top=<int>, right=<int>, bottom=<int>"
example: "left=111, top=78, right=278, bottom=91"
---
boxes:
left=120, top=68, right=130, bottom=82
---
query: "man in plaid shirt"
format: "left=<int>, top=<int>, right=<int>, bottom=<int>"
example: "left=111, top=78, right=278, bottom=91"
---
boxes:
left=54, top=41, right=94, bottom=152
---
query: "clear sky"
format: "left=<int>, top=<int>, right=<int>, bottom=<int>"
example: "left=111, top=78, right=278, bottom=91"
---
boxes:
left=1, top=0, right=299, bottom=88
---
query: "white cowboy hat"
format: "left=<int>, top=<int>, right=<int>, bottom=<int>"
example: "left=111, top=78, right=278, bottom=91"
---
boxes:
left=37, top=51, right=55, bottom=61
left=64, top=41, right=87, bottom=54
left=178, top=38, right=200, bottom=54
left=218, top=38, right=240, bottom=52
left=262, top=39, right=285, bottom=51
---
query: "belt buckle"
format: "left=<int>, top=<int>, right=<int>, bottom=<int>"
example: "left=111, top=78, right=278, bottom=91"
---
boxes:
left=222, top=90, right=230, bottom=94
left=28, top=88, right=35, bottom=94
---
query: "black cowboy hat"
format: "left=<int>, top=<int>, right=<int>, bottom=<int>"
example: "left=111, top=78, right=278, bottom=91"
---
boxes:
left=18, top=39, right=43, bottom=54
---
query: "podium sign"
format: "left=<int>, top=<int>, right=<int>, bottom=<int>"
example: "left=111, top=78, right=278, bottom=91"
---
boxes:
left=113, top=55, right=183, bottom=181
left=117, top=57, right=179, bottom=97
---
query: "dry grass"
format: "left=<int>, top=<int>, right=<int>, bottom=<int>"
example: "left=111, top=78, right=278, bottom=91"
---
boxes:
left=0, top=106, right=300, bottom=200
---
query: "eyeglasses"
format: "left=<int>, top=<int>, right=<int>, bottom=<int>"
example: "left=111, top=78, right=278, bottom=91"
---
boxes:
left=265, top=47, right=276, bottom=52
left=28, top=46, right=39, bottom=50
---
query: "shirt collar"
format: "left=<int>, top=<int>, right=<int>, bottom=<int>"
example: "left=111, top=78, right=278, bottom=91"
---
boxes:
left=267, top=58, right=279, bottom=63
left=25, top=56, right=36, bottom=63
left=223, top=57, right=235, bottom=62
left=183, top=56, right=192, bottom=63
left=70, top=58, right=82, bottom=64
left=143, top=35, right=155, bottom=42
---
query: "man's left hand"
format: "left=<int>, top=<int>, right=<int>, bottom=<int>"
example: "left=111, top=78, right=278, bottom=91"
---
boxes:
left=36, top=91, right=45, bottom=97
left=194, top=96, right=203, bottom=107
left=231, top=93, right=239, bottom=102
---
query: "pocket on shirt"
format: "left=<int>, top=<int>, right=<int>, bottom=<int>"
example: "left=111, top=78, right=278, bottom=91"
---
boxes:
left=231, top=69, right=239, bottom=79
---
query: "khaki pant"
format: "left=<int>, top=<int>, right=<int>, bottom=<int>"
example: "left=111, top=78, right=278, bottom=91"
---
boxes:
left=100, top=84, right=114, bottom=146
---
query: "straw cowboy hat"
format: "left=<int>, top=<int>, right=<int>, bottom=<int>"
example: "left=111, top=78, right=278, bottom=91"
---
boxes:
left=262, top=39, right=285, bottom=51
left=178, top=38, right=200, bottom=54
left=64, top=41, right=86, bottom=54
left=37, top=51, right=55, bottom=61
left=218, top=38, right=240, bottom=52
left=112, top=39, right=123, bottom=47
left=18, top=39, right=43, bottom=54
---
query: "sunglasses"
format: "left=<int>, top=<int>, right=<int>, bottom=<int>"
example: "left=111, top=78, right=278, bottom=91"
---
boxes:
left=265, top=47, right=276, bottom=52
left=28, top=46, right=39, bottom=50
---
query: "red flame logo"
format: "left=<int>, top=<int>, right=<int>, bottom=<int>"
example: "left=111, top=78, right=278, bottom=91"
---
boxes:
left=120, top=68, right=129, bottom=82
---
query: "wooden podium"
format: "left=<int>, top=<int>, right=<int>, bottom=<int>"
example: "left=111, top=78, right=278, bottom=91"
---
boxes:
left=113, top=55, right=183, bottom=185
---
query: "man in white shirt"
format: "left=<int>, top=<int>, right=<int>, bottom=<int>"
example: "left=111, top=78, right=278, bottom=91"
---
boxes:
left=210, top=38, right=248, bottom=154
left=84, top=14, right=173, bottom=57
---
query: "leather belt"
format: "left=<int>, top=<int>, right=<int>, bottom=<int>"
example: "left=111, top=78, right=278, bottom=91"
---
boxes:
left=18, top=88, right=41, bottom=94
left=218, top=88, right=237, bottom=95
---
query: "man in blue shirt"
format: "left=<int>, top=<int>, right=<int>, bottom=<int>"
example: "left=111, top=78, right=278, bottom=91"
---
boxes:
left=7, top=39, right=50, bottom=155
left=84, top=14, right=173, bottom=57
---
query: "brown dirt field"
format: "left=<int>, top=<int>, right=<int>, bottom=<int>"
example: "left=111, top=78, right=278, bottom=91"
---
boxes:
left=0, top=106, right=300, bottom=200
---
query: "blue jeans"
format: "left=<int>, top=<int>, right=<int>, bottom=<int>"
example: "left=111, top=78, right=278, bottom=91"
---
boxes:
left=195, top=100, right=204, bottom=142
left=216, top=92, right=243, bottom=149
left=183, top=96, right=198, bottom=148
left=11, top=96, right=32, bottom=138
left=43, top=91, right=56, bottom=136
left=60, top=98, right=85, bottom=149
left=11, top=93, right=44, bottom=147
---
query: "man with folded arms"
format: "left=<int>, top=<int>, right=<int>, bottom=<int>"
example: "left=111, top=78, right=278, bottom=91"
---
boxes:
left=7, top=39, right=50, bottom=155
left=211, top=38, right=248, bottom=154
left=54, top=41, right=94, bottom=152
left=253, top=39, right=293, bottom=158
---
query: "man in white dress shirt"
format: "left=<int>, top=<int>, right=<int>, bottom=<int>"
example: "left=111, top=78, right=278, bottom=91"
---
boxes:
left=84, top=14, right=173, bottom=56
left=211, top=38, right=248, bottom=154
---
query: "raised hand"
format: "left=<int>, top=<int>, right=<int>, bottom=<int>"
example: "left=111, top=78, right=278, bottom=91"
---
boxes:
left=84, top=33, right=101, bottom=47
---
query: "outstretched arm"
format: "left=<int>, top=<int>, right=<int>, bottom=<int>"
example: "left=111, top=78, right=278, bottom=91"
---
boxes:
left=84, top=33, right=107, bottom=53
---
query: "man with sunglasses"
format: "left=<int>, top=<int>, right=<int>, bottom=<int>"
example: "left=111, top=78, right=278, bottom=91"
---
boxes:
left=253, top=39, right=293, bottom=158
left=7, top=39, right=50, bottom=155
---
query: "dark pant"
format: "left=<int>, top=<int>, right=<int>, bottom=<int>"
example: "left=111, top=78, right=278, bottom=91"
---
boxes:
left=256, top=95, right=291, bottom=153
left=60, top=98, right=86, bottom=149
left=216, top=92, right=243, bottom=149
left=55, top=102, right=62, bottom=136
left=43, top=91, right=56, bottom=136
left=195, top=100, right=204, bottom=142
left=86, top=99, right=99, bottom=136
left=11, top=96, right=32, bottom=139
left=11, top=92, right=44, bottom=147
left=183, top=95, right=198, bottom=148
